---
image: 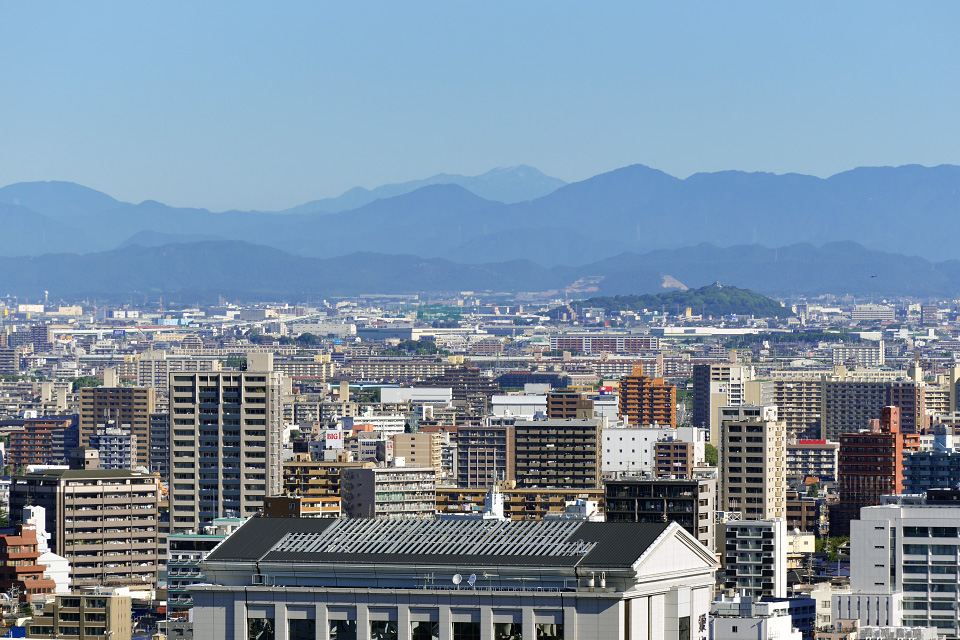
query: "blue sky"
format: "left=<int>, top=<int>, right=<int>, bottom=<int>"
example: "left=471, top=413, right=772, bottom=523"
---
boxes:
left=1, top=2, right=957, bottom=211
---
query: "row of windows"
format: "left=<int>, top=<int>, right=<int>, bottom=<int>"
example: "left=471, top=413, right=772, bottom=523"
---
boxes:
left=249, top=618, right=557, bottom=640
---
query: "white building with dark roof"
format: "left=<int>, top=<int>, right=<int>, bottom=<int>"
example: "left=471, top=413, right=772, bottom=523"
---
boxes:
left=193, top=517, right=718, bottom=640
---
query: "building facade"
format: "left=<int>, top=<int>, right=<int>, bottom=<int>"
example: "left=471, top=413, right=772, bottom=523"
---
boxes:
left=514, top=419, right=602, bottom=490
left=168, top=369, right=284, bottom=533
left=719, top=406, right=786, bottom=520
left=193, top=517, right=718, bottom=640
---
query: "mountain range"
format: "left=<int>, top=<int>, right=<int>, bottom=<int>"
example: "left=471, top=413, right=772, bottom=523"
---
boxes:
left=2, top=163, right=960, bottom=265
left=0, top=240, right=957, bottom=303
left=2, top=163, right=960, bottom=300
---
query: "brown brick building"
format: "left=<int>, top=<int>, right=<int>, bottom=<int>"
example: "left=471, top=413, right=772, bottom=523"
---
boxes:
left=79, top=386, right=155, bottom=467
left=833, top=406, right=923, bottom=535
left=618, top=367, right=676, bottom=426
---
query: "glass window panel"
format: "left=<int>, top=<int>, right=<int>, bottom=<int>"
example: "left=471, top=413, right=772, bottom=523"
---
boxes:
left=494, top=622, right=522, bottom=640
left=410, top=622, right=439, bottom=640
left=248, top=618, right=275, bottom=640
left=329, top=620, right=357, bottom=640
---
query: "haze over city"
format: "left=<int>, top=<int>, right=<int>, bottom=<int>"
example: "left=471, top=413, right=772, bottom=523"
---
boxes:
left=1, top=4, right=960, bottom=640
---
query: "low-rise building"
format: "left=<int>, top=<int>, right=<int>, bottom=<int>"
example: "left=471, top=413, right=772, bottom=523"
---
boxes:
left=193, top=517, right=718, bottom=640
left=28, top=593, right=131, bottom=640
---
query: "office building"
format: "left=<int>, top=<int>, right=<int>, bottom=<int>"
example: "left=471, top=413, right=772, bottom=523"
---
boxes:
left=168, top=368, right=284, bottom=533
left=192, top=517, right=718, bottom=640
left=921, top=305, right=940, bottom=326
left=619, top=368, right=676, bottom=426
left=79, top=386, right=155, bottom=467
left=27, top=593, right=131, bottom=640
left=514, top=419, right=602, bottom=489
left=340, top=466, right=436, bottom=519
left=605, top=472, right=717, bottom=550
left=851, top=304, right=895, bottom=323
left=9, top=448, right=161, bottom=588
left=722, top=518, right=787, bottom=599
left=719, top=406, right=786, bottom=520
left=837, top=499, right=960, bottom=637
left=834, top=407, right=923, bottom=536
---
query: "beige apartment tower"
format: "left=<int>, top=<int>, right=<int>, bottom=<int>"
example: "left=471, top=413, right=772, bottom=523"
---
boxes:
left=392, top=432, right=443, bottom=475
left=719, top=405, right=786, bottom=520
left=169, top=368, right=283, bottom=533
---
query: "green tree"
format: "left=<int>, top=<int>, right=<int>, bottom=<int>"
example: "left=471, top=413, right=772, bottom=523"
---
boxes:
left=807, top=482, right=819, bottom=497
left=71, top=376, right=102, bottom=392
left=704, top=444, right=718, bottom=466
left=0, top=509, right=10, bottom=528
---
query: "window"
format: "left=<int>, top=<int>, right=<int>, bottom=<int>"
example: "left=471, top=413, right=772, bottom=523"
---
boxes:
left=329, top=621, right=357, bottom=640
left=536, top=623, right=563, bottom=639
left=248, top=618, right=274, bottom=640
left=370, top=621, right=397, bottom=640
left=678, top=616, right=690, bottom=640
left=452, top=622, right=480, bottom=640
left=288, top=619, right=314, bottom=640
left=410, top=622, right=439, bottom=640
left=495, top=623, right=522, bottom=640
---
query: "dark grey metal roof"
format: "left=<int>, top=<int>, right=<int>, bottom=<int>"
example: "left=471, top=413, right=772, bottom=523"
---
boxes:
left=206, top=517, right=669, bottom=569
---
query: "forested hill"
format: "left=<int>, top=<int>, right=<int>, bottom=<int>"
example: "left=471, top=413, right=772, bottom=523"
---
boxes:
left=551, top=284, right=792, bottom=320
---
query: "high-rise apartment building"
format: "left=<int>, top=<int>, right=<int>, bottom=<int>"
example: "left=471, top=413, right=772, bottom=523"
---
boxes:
left=618, top=368, right=676, bottom=426
left=79, top=386, right=155, bottom=467
left=692, top=363, right=755, bottom=429
left=514, top=419, right=602, bottom=489
left=771, top=373, right=823, bottom=441
left=719, top=405, right=786, bottom=520
left=456, top=421, right=515, bottom=488
left=721, top=518, right=787, bottom=599
left=136, top=350, right=222, bottom=395
left=340, top=466, right=436, bottom=519
left=8, top=418, right=75, bottom=469
left=168, top=368, right=283, bottom=533
left=9, top=448, right=161, bottom=588
left=834, top=406, right=922, bottom=536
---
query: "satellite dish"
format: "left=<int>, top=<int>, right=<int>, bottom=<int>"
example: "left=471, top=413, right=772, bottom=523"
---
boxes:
left=468, top=573, right=477, bottom=587
left=452, top=574, right=462, bottom=585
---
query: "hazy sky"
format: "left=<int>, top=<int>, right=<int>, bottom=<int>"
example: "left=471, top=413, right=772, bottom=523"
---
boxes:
left=2, top=2, right=958, bottom=211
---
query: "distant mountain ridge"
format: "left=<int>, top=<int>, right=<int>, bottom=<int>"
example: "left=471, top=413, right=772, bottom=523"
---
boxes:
left=280, top=165, right=567, bottom=214
left=2, top=239, right=959, bottom=302
left=2, top=163, right=960, bottom=264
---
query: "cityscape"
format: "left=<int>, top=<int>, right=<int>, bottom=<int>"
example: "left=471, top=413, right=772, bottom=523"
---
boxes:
left=2, top=3, right=959, bottom=640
